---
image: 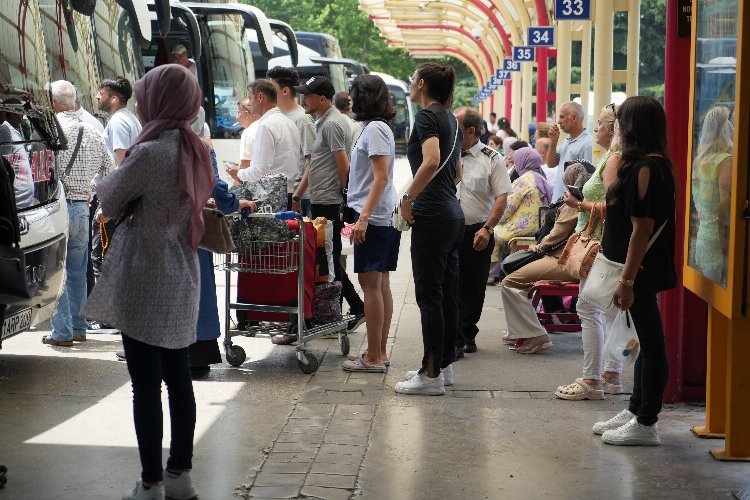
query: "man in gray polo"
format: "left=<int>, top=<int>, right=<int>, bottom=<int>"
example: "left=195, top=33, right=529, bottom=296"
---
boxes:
left=293, top=76, right=364, bottom=318
left=546, top=101, right=592, bottom=200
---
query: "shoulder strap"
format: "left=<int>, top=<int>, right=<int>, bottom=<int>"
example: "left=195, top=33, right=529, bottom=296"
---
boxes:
left=64, top=124, right=85, bottom=177
left=645, top=220, right=668, bottom=252
left=428, top=115, right=460, bottom=182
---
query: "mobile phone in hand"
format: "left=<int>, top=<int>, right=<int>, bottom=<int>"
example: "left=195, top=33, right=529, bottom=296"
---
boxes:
left=566, top=185, right=583, bottom=200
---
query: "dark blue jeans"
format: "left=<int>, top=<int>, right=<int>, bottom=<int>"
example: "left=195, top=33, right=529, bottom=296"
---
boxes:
left=122, top=335, right=195, bottom=483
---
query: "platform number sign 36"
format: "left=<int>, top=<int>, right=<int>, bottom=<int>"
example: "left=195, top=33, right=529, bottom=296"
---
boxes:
left=512, top=46, right=535, bottom=62
left=555, top=0, right=591, bottom=20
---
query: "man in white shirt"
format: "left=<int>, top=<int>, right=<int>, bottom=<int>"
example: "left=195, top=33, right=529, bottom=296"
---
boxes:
left=73, top=89, right=104, bottom=136
left=454, top=107, right=511, bottom=355
left=266, top=66, right=316, bottom=215
left=487, top=112, right=500, bottom=135
left=96, top=76, right=142, bottom=166
left=172, top=44, right=199, bottom=81
left=236, top=98, right=259, bottom=172
left=226, top=80, right=300, bottom=201
left=546, top=101, right=593, bottom=200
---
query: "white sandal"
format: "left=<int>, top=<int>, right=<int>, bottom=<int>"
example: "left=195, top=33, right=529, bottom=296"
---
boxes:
left=554, top=378, right=604, bottom=400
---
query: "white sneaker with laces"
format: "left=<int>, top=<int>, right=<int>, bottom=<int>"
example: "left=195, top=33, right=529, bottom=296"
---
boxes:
left=404, top=364, right=453, bottom=386
left=601, top=417, right=661, bottom=446
left=395, top=371, right=445, bottom=395
left=164, top=470, right=198, bottom=499
left=123, top=481, right=165, bottom=500
left=592, top=408, right=636, bottom=435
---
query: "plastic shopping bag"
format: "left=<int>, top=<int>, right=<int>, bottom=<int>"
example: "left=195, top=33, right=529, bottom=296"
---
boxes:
left=604, top=309, right=640, bottom=366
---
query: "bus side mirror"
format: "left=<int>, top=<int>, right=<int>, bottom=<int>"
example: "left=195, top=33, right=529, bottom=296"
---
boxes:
left=70, top=0, right=96, bottom=16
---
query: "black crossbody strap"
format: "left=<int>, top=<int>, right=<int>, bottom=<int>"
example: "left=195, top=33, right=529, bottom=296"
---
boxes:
left=64, top=124, right=84, bottom=177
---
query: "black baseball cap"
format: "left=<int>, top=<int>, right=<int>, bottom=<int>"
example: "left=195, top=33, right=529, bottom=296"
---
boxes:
left=294, top=76, right=335, bottom=100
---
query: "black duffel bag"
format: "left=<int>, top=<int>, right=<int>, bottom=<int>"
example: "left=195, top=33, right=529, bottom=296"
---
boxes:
left=499, top=249, right=542, bottom=280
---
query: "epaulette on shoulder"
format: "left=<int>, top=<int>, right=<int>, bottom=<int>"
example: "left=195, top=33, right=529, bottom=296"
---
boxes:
left=480, top=146, right=498, bottom=158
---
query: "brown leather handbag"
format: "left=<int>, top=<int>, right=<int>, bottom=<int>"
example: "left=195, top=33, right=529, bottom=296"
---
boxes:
left=200, top=208, right=236, bottom=254
left=557, top=203, right=604, bottom=280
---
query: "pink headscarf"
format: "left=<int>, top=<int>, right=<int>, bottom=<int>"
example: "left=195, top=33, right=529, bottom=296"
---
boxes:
left=129, top=64, right=214, bottom=249
left=513, top=147, right=552, bottom=205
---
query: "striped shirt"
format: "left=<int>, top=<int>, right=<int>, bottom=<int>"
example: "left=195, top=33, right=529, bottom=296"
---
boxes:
left=56, top=111, right=115, bottom=201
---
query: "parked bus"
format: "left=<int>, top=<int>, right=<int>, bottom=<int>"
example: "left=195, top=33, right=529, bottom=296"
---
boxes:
left=0, top=0, right=154, bottom=346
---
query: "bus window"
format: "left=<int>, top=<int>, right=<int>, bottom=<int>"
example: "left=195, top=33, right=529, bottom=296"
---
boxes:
left=205, top=13, right=250, bottom=138
left=92, top=0, right=145, bottom=116
left=38, top=0, right=100, bottom=113
left=241, top=28, right=258, bottom=85
left=328, top=63, right=347, bottom=93
left=0, top=0, right=50, bottom=105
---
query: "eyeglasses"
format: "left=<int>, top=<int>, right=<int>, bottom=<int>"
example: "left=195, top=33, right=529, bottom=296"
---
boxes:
left=239, top=102, right=252, bottom=113
left=606, top=103, right=616, bottom=112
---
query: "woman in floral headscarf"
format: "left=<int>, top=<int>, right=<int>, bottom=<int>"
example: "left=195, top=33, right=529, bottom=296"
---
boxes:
left=490, top=147, right=551, bottom=271
left=84, top=64, right=214, bottom=500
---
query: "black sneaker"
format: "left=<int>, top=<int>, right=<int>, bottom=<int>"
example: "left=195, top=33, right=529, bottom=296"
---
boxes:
left=464, top=341, right=477, bottom=353
left=455, top=345, right=465, bottom=360
left=115, top=350, right=126, bottom=361
left=346, top=313, right=366, bottom=332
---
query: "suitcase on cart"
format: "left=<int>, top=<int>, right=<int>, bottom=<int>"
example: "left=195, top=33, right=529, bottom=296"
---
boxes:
left=236, top=219, right=316, bottom=322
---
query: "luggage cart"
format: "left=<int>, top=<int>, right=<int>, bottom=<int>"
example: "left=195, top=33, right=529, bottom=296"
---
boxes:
left=217, top=212, right=353, bottom=373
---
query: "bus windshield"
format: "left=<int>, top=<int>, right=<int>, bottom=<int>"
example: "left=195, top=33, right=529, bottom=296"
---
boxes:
left=92, top=0, right=145, bottom=116
left=205, top=13, right=250, bottom=138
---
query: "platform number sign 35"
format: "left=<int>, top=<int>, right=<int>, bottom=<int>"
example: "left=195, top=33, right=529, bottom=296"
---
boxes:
left=555, top=0, right=591, bottom=20
left=512, top=46, right=535, bottom=62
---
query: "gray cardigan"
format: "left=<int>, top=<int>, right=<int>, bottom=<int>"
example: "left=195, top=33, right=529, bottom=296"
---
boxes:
left=83, top=130, right=201, bottom=349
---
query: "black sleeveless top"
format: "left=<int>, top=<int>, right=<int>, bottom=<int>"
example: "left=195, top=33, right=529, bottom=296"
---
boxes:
left=602, top=156, right=677, bottom=292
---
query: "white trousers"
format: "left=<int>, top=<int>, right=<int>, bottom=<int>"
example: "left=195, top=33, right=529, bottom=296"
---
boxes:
left=577, top=277, right=623, bottom=380
left=500, top=285, right=548, bottom=340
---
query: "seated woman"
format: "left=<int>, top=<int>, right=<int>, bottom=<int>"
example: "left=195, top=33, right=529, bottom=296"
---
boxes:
left=499, top=163, right=591, bottom=354
left=488, top=147, right=551, bottom=285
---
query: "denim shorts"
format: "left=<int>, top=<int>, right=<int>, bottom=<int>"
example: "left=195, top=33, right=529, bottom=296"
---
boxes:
left=353, top=223, right=401, bottom=273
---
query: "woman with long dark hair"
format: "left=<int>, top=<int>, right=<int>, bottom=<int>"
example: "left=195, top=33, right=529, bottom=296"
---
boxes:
left=342, top=74, right=400, bottom=372
left=593, top=96, right=676, bottom=446
left=395, top=63, right=463, bottom=395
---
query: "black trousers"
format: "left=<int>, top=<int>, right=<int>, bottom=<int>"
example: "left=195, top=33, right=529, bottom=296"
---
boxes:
left=311, top=203, right=364, bottom=313
left=627, top=290, right=669, bottom=426
left=89, top=195, right=116, bottom=286
left=457, top=223, right=494, bottom=347
left=411, top=217, right=464, bottom=370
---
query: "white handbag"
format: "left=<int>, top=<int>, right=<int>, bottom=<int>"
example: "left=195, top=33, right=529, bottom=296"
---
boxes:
left=579, top=221, right=667, bottom=312
left=391, top=119, right=460, bottom=232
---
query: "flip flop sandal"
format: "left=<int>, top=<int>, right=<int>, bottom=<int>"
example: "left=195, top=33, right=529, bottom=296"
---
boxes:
left=342, top=357, right=386, bottom=373
left=603, top=380, right=625, bottom=395
left=501, top=334, right=516, bottom=345
left=349, top=349, right=390, bottom=367
left=514, top=337, right=553, bottom=354
left=554, top=378, right=605, bottom=400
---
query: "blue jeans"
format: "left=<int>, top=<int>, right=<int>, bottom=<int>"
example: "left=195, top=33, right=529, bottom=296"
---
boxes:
left=122, top=335, right=195, bottom=483
left=51, top=201, right=90, bottom=341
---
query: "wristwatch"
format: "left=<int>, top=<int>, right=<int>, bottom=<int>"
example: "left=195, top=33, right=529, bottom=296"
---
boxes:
left=483, top=224, right=492, bottom=234
left=618, top=278, right=635, bottom=288
left=292, top=195, right=301, bottom=203
left=402, top=193, right=416, bottom=206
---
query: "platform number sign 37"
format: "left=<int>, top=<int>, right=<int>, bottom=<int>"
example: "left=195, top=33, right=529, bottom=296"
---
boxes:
left=555, top=0, right=591, bottom=20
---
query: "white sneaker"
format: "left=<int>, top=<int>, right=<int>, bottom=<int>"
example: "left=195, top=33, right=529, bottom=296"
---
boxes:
left=123, top=481, right=165, bottom=500
left=403, top=365, right=453, bottom=386
left=592, top=408, right=636, bottom=435
left=164, top=470, right=198, bottom=499
left=601, top=417, right=661, bottom=446
left=395, top=371, right=445, bottom=395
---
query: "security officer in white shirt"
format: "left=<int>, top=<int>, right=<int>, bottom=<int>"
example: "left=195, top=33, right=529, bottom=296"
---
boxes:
left=454, top=107, right=512, bottom=355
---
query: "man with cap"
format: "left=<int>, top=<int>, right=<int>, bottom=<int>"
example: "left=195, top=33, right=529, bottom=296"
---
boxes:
left=172, top=44, right=198, bottom=80
left=293, top=76, right=365, bottom=321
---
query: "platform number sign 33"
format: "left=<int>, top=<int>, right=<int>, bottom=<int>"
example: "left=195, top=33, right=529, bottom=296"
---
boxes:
left=555, top=0, right=591, bottom=20
left=512, top=46, right=535, bottom=62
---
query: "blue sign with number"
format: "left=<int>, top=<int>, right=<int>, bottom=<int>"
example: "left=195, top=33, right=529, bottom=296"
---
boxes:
left=512, top=46, right=535, bottom=62
left=491, top=76, right=500, bottom=85
left=502, top=59, right=520, bottom=72
left=528, top=27, right=554, bottom=47
left=487, top=84, right=498, bottom=91
left=495, top=70, right=511, bottom=80
left=555, top=0, right=591, bottom=20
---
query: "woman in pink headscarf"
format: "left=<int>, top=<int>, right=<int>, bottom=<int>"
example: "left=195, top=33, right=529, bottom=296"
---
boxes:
left=84, top=64, right=214, bottom=500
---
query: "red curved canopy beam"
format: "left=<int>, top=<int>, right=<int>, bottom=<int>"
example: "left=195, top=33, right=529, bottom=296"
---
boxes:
left=396, top=24, right=495, bottom=79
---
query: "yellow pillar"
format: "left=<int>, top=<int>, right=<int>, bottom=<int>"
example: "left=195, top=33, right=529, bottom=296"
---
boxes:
left=555, top=21, right=572, bottom=116
left=592, top=0, right=614, bottom=160
left=626, top=0, right=641, bottom=96
left=521, top=61, right=533, bottom=141
left=495, top=85, right=506, bottom=119
left=579, top=21, right=592, bottom=123
left=692, top=307, right=727, bottom=438
left=511, top=71, right=522, bottom=135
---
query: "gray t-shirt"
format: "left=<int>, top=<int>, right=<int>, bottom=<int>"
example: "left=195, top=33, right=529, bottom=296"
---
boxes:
left=283, top=105, right=315, bottom=189
left=103, top=108, right=142, bottom=158
left=552, top=129, right=592, bottom=200
left=309, top=106, right=350, bottom=204
left=347, top=120, right=396, bottom=226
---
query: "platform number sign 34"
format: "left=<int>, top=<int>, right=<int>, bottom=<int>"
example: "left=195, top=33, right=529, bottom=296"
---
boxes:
left=555, top=0, right=591, bottom=20
left=528, top=27, right=554, bottom=47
